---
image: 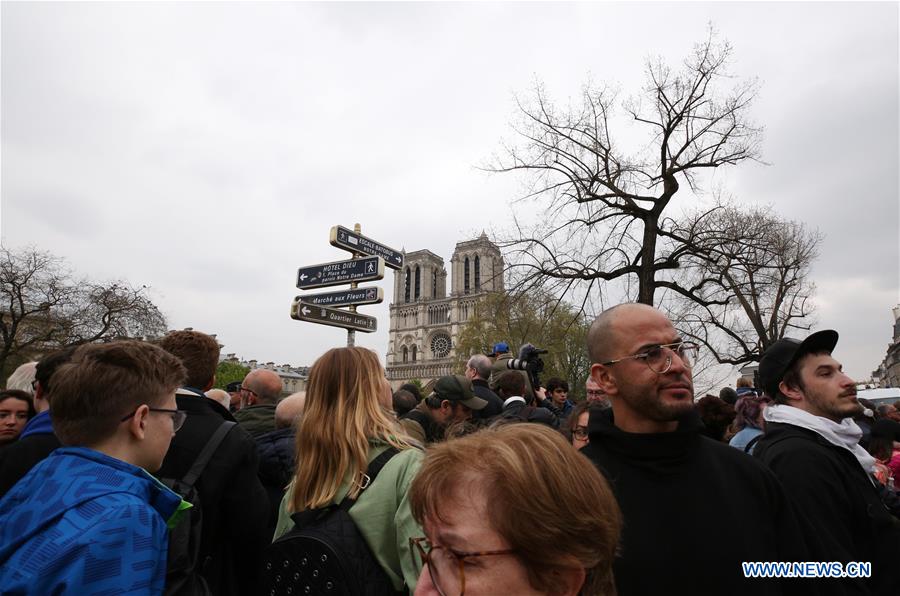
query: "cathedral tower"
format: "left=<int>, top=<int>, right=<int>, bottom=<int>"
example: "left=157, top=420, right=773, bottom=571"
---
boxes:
left=386, top=232, right=504, bottom=389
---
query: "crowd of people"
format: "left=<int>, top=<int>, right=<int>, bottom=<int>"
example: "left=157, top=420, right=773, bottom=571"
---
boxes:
left=0, top=302, right=899, bottom=595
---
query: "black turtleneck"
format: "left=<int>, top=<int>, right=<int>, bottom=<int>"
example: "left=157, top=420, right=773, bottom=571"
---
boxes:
left=582, top=408, right=821, bottom=596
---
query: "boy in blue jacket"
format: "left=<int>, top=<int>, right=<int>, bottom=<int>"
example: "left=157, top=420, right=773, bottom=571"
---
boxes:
left=0, top=340, right=188, bottom=594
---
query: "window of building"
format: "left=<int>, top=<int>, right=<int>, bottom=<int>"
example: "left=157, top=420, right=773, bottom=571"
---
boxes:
left=415, top=265, right=421, bottom=300
left=431, top=332, right=451, bottom=359
left=412, top=345, right=417, bottom=362
left=432, top=270, right=437, bottom=298
left=475, top=256, right=480, bottom=289
left=464, top=257, right=470, bottom=293
left=404, top=267, right=411, bottom=303
left=403, top=346, right=408, bottom=363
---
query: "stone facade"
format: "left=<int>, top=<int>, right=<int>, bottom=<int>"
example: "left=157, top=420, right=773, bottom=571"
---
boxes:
left=386, top=233, right=503, bottom=389
left=873, top=305, right=900, bottom=388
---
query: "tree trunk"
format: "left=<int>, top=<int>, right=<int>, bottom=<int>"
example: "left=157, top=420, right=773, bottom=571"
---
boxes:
left=638, top=212, right=658, bottom=305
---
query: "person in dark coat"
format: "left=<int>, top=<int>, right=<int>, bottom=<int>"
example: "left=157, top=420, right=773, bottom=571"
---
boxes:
left=156, top=330, right=269, bottom=596
left=581, top=303, right=819, bottom=596
left=755, top=330, right=900, bottom=595
left=464, top=354, right=504, bottom=419
left=255, top=392, right=305, bottom=540
left=496, top=371, right=559, bottom=428
left=0, top=347, right=74, bottom=498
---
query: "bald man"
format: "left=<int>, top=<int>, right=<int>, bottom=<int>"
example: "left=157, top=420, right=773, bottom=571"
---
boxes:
left=234, top=369, right=283, bottom=438
left=581, top=303, right=817, bottom=596
left=274, top=392, right=306, bottom=429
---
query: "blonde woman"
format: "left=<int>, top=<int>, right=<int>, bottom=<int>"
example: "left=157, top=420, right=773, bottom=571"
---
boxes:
left=272, top=347, right=423, bottom=594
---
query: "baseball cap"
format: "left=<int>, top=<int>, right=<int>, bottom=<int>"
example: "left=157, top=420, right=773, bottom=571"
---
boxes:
left=431, top=375, right=488, bottom=410
left=758, top=330, right=839, bottom=398
left=492, top=342, right=510, bottom=355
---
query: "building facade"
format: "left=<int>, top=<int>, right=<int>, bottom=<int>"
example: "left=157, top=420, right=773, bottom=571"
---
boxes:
left=385, top=233, right=503, bottom=389
left=873, top=305, right=900, bottom=388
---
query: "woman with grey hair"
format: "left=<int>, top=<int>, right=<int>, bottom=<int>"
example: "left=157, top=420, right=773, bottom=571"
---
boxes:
left=5, top=362, right=37, bottom=397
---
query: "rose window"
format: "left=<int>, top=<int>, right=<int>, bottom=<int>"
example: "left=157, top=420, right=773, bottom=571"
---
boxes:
left=431, top=333, right=451, bottom=358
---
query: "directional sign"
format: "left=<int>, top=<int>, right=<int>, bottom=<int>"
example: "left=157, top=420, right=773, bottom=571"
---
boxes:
left=296, top=256, right=384, bottom=290
left=291, top=301, right=377, bottom=333
left=295, top=286, right=384, bottom=308
left=330, top=225, right=404, bottom=270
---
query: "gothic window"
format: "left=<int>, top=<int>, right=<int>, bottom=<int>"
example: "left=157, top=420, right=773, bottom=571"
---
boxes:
left=412, top=345, right=417, bottom=362
left=404, top=267, right=411, bottom=303
left=432, top=270, right=437, bottom=298
left=464, top=257, right=470, bottom=294
left=403, top=346, right=408, bottom=363
left=415, top=266, right=421, bottom=300
left=431, top=332, right=451, bottom=359
left=475, top=256, right=480, bottom=289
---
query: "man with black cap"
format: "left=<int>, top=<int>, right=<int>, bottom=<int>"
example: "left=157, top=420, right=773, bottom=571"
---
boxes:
left=755, top=330, right=900, bottom=594
left=399, top=375, right=487, bottom=444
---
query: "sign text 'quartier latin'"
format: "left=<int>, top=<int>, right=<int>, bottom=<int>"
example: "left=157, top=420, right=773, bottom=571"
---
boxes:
left=290, top=300, right=377, bottom=333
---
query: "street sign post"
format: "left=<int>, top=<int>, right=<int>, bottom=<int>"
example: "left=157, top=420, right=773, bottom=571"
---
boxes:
left=291, top=300, right=377, bottom=333
left=296, top=256, right=384, bottom=290
left=296, top=286, right=383, bottom=308
left=330, top=225, right=404, bottom=270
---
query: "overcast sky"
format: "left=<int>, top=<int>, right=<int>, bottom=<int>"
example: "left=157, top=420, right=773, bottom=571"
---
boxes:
left=2, top=1, right=897, bottom=384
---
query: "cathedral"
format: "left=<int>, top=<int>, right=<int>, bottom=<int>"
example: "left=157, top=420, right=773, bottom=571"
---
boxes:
left=385, top=232, right=503, bottom=389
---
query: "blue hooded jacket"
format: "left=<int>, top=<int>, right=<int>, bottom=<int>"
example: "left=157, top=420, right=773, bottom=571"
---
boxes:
left=0, top=446, right=184, bottom=594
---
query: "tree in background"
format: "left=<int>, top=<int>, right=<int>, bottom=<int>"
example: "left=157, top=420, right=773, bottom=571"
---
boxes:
left=454, top=291, right=591, bottom=399
left=0, top=245, right=167, bottom=376
left=669, top=203, right=821, bottom=365
left=489, top=30, right=762, bottom=316
left=214, top=360, right=251, bottom=390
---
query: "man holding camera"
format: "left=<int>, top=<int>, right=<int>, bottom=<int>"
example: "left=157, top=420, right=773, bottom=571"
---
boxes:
left=489, top=342, right=534, bottom=400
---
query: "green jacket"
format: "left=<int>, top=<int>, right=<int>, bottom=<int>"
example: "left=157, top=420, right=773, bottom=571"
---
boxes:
left=273, top=443, right=424, bottom=594
left=233, top=404, right=276, bottom=438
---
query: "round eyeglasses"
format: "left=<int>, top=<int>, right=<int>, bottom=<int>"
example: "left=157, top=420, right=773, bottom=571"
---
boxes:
left=410, top=537, right=515, bottom=596
left=120, top=407, right=187, bottom=432
left=599, top=342, right=699, bottom=374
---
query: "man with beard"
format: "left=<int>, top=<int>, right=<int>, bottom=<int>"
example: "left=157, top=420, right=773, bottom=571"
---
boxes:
left=755, top=331, right=900, bottom=595
left=581, top=303, right=817, bottom=596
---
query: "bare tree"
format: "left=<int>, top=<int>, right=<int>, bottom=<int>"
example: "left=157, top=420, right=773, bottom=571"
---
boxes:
left=668, top=205, right=821, bottom=365
left=489, top=29, right=762, bottom=308
left=0, top=246, right=168, bottom=375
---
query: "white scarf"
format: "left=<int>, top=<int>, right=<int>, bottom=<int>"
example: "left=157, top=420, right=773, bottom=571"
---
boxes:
left=764, top=404, right=876, bottom=476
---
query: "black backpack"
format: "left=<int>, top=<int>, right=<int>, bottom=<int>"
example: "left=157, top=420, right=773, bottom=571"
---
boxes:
left=161, top=420, right=236, bottom=596
left=261, top=448, right=404, bottom=596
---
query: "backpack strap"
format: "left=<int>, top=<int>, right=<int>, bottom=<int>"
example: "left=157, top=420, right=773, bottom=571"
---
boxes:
left=337, top=447, right=400, bottom=511
left=744, top=434, right=762, bottom=454
left=182, top=421, right=236, bottom=488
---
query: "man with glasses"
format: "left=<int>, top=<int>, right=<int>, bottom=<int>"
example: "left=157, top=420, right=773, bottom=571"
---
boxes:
left=585, top=377, right=609, bottom=407
left=234, top=368, right=283, bottom=437
left=0, top=341, right=187, bottom=593
left=581, top=303, right=817, bottom=595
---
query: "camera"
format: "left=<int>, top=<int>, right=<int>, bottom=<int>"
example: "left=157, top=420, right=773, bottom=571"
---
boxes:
left=506, top=343, right=548, bottom=389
